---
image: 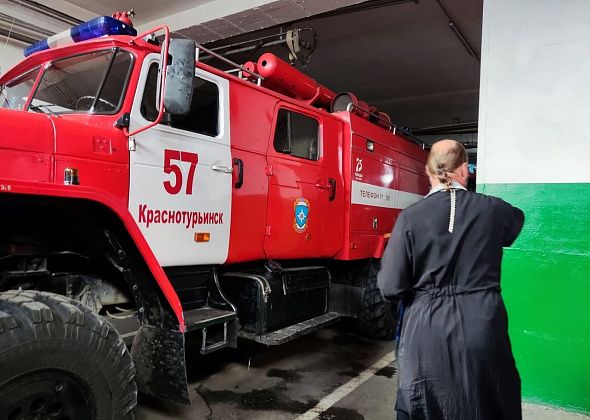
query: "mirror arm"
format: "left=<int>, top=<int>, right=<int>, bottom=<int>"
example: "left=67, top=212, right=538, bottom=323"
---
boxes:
left=124, top=25, right=170, bottom=137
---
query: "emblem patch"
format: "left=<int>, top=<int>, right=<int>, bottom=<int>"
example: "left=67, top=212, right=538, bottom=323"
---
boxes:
left=293, top=198, right=310, bottom=233
left=354, top=157, right=364, bottom=180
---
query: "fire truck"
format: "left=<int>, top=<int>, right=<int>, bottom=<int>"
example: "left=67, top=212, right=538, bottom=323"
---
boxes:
left=0, top=13, right=428, bottom=418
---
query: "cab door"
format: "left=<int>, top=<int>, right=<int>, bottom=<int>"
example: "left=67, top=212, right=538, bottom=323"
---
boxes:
left=265, top=105, right=336, bottom=259
left=128, top=54, right=232, bottom=267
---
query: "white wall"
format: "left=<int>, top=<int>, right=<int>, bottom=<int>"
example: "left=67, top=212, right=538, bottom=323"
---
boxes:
left=0, top=0, right=96, bottom=76
left=478, top=0, right=590, bottom=184
left=0, top=39, right=26, bottom=75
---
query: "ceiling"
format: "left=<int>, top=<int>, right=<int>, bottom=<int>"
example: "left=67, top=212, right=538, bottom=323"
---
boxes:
left=62, top=0, right=213, bottom=26
left=2, top=0, right=482, bottom=137
left=202, top=0, right=483, bottom=132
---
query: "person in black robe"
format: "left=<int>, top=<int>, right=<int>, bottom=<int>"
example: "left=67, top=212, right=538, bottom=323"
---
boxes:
left=377, top=139, right=525, bottom=420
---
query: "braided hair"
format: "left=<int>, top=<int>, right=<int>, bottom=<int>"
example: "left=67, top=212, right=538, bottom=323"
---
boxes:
left=426, top=140, right=468, bottom=233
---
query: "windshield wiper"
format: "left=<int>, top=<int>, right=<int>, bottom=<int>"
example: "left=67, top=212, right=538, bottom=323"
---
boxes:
left=0, top=89, right=14, bottom=109
left=29, top=104, right=61, bottom=117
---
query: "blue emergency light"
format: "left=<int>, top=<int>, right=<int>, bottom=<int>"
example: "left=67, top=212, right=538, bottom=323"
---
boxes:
left=24, top=16, right=137, bottom=57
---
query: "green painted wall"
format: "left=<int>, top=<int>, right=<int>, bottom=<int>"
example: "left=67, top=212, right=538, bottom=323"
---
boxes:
left=480, top=183, right=590, bottom=413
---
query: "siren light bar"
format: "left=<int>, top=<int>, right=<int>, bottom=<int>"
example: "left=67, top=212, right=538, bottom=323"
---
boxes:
left=24, top=15, right=137, bottom=57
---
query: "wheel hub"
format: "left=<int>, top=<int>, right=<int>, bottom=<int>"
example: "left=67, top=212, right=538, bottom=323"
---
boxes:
left=0, top=370, right=94, bottom=420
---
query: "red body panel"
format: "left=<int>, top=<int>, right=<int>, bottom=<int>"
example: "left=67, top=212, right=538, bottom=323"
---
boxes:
left=348, top=133, right=397, bottom=232
left=0, top=110, right=54, bottom=183
left=53, top=115, right=130, bottom=203
left=213, top=65, right=347, bottom=262
left=224, top=79, right=274, bottom=263
left=334, top=113, right=429, bottom=260
left=265, top=102, right=343, bottom=259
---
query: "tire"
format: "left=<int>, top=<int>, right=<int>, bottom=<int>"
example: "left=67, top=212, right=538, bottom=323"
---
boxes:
left=355, top=260, right=398, bottom=340
left=0, top=290, right=137, bottom=420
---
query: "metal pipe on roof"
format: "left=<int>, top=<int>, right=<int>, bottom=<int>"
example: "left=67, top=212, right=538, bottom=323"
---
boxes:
left=0, top=27, right=37, bottom=44
left=0, top=12, right=54, bottom=38
left=434, top=0, right=480, bottom=63
left=410, top=121, right=478, bottom=135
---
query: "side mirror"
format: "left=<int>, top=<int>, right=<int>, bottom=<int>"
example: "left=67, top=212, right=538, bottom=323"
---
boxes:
left=159, top=39, right=195, bottom=115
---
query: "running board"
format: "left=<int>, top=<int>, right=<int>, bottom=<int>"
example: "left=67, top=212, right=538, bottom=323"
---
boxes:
left=184, top=306, right=237, bottom=331
left=239, top=312, right=341, bottom=346
left=183, top=307, right=238, bottom=354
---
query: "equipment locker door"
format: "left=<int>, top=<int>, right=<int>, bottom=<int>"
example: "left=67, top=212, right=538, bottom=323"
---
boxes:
left=128, top=54, right=232, bottom=267
left=265, top=105, right=337, bottom=259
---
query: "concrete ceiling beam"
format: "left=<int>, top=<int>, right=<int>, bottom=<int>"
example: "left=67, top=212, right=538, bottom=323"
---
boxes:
left=138, top=0, right=370, bottom=44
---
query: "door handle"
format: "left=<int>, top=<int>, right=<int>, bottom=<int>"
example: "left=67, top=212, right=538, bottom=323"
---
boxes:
left=211, top=165, right=233, bottom=174
left=328, top=178, right=336, bottom=201
left=233, top=158, right=243, bottom=189
left=315, top=179, right=336, bottom=201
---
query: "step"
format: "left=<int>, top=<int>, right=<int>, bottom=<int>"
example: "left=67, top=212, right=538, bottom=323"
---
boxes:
left=184, top=306, right=237, bottom=331
left=239, top=312, right=341, bottom=345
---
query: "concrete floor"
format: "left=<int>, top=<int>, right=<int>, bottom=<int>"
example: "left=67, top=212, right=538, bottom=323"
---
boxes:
left=136, top=323, right=397, bottom=419
left=522, top=404, right=590, bottom=420
left=135, top=323, right=589, bottom=420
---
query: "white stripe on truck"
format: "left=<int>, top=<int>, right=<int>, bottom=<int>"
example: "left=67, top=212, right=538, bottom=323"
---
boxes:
left=351, top=180, right=423, bottom=209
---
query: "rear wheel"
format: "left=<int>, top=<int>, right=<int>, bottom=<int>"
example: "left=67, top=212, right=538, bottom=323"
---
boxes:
left=0, top=290, right=137, bottom=419
left=355, top=260, right=398, bottom=340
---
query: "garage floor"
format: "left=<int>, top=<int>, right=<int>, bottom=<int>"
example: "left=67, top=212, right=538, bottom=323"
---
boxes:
left=135, top=323, right=589, bottom=420
left=136, top=324, right=397, bottom=419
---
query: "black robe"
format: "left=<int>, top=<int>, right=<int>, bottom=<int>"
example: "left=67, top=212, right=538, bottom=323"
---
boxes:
left=377, top=188, right=524, bottom=420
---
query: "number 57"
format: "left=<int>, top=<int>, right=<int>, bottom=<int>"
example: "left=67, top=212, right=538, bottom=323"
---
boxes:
left=163, top=149, right=199, bottom=195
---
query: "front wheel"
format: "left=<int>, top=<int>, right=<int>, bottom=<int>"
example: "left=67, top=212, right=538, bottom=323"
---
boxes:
left=0, top=290, right=137, bottom=419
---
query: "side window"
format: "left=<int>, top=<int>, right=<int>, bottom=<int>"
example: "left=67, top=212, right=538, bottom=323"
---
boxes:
left=273, top=109, right=319, bottom=161
left=140, top=63, right=220, bottom=137
left=140, top=64, right=159, bottom=122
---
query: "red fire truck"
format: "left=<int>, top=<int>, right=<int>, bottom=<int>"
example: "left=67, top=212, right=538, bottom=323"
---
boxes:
left=0, top=13, right=428, bottom=418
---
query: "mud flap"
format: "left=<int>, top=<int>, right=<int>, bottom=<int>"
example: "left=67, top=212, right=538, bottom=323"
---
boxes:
left=131, top=325, right=190, bottom=404
left=329, top=283, right=364, bottom=318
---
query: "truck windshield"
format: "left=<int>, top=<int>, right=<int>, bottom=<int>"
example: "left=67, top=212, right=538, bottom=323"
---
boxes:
left=27, top=48, right=133, bottom=115
left=0, top=68, right=40, bottom=111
